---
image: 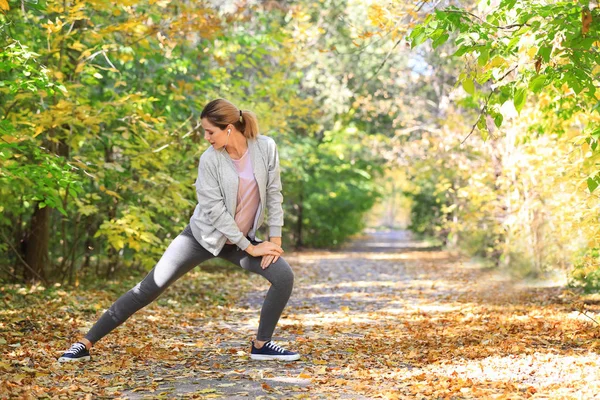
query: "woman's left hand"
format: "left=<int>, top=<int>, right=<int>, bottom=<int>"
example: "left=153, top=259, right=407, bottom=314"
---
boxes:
left=261, top=237, right=282, bottom=269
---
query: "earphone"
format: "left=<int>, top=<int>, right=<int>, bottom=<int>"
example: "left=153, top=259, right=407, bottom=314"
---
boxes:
left=223, top=129, right=231, bottom=149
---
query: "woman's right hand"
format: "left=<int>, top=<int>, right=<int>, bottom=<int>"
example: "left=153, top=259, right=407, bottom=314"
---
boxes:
left=247, top=241, right=284, bottom=257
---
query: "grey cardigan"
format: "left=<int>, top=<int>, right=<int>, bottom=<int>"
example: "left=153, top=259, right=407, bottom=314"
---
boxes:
left=188, top=135, right=284, bottom=256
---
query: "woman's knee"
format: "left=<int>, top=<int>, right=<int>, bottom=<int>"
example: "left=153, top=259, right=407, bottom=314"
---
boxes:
left=131, top=273, right=162, bottom=304
left=271, top=259, right=294, bottom=289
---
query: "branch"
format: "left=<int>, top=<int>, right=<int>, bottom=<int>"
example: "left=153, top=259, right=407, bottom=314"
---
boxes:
left=461, top=90, right=494, bottom=144
left=0, top=230, right=47, bottom=284
left=498, top=64, right=519, bottom=82
left=461, top=64, right=519, bottom=144
left=445, top=9, right=531, bottom=30
left=3, top=100, right=19, bottom=119
left=336, top=0, right=427, bottom=56
left=579, top=309, right=600, bottom=326
left=365, top=38, right=403, bottom=83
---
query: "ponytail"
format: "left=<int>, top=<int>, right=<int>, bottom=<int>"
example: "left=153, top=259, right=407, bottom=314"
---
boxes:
left=200, top=98, right=259, bottom=139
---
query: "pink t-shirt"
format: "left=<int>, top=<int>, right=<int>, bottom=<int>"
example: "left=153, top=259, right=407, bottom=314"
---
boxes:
left=225, top=148, right=260, bottom=244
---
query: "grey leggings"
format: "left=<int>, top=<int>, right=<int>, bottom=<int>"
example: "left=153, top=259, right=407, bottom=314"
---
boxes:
left=85, top=224, right=294, bottom=343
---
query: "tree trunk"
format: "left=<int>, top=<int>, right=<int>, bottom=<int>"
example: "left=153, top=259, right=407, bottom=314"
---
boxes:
left=23, top=203, right=50, bottom=282
left=295, top=190, right=304, bottom=248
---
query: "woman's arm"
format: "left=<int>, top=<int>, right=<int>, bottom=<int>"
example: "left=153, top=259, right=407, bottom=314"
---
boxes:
left=265, top=137, right=284, bottom=241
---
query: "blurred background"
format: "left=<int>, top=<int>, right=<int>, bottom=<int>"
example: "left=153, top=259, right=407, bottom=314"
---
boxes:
left=1, top=0, right=599, bottom=291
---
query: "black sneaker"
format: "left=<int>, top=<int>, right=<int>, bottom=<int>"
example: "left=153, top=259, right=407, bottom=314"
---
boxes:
left=57, top=342, right=91, bottom=362
left=250, top=340, right=300, bottom=361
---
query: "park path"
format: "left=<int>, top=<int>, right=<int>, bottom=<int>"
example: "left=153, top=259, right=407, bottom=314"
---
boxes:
left=110, top=229, right=448, bottom=399
left=15, top=230, right=598, bottom=399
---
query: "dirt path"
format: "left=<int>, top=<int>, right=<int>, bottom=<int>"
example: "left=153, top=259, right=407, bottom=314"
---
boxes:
left=4, top=230, right=600, bottom=398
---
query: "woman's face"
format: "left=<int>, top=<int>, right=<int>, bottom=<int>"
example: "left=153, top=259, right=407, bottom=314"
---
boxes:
left=201, top=118, right=228, bottom=150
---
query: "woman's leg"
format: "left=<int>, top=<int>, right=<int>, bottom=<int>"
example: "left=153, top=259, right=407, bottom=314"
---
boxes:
left=84, top=224, right=215, bottom=344
left=219, top=243, right=294, bottom=342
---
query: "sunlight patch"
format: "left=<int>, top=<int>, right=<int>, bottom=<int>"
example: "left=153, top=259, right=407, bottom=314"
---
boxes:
left=425, top=352, right=600, bottom=387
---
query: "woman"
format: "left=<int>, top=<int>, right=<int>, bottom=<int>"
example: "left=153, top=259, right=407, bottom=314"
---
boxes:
left=58, top=99, right=300, bottom=362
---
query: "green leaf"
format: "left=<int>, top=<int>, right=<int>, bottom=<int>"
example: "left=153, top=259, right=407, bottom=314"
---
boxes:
left=453, top=45, right=474, bottom=57
left=501, top=0, right=518, bottom=8
left=493, top=112, right=503, bottom=128
left=537, top=46, right=552, bottom=63
left=506, top=35, right=520, bottom=51
left=476, top=70, right=493, bottom=85
left=588, top=177, right=599, bottom=193
left=408, top=27, right=424, bottom=48
left=411, top=32, right=427, bottom=48
left=514, top=88, right=527, bottom=113
left=235, top=54, right=246, bottom=64
left=579, top=37, right=597, bottom=50
left=565, top=72, right=584, bottom=94
left=529, top=75, right=547, bottom=93
left=462, top=78, right=475, bottom=95
left=432, top=33, right=449, bottom=49
left=481, top=128, right=489, bottom=142
left=477, top=118, right=489, bottom=141
left=477, top=48, right=490, bottom=66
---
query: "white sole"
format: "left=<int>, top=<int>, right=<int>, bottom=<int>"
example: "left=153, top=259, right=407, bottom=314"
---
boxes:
left=57, top=356, right=91, bottom=363
left=250, top=354, right=301, bottom=361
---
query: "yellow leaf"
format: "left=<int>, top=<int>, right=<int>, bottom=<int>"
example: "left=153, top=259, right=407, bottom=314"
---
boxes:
left=298, top=372, right=311, bottom=379
left=1, top=135, right=24, bottom=143
left=0, top=0, right=9, bottom=12
left=34, top=125, right=44, bottom=137
left=113, top=238, right=125, bottom=250
left=125, top=346, right=142, bottom=355
left=128, top=238, right=141, bottom=251
left=69, top=42, right=86, bottom=52
left=104, top=189, right=122, bottom=199
left=10, top=373, right=27, bottom=383
left=486, top=56, right=507, bottom=69
left=341, top=306, right=350, bottom=313
left=0, top=361, right=12, bottom=371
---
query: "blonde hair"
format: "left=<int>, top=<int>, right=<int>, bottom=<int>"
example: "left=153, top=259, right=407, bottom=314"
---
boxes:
left=200, top=98, right=259, bottom=139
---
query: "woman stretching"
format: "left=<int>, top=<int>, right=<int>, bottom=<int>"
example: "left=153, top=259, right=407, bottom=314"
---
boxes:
left=58, top=98, right=300, bottom=362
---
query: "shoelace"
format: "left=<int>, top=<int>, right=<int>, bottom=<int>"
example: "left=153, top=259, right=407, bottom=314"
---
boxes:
left=64, top=342, right=86, bottom=355
left=265, top=341, right=286, bottom=353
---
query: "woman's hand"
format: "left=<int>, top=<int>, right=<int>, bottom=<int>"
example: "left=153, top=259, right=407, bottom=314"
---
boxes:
left=260, top=237, right=282, bottom=268
left=246, top=241, right=284, bottom=267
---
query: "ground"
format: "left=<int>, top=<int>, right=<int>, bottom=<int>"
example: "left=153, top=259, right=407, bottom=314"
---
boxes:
left=2, top=230, right=600, bottom=399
